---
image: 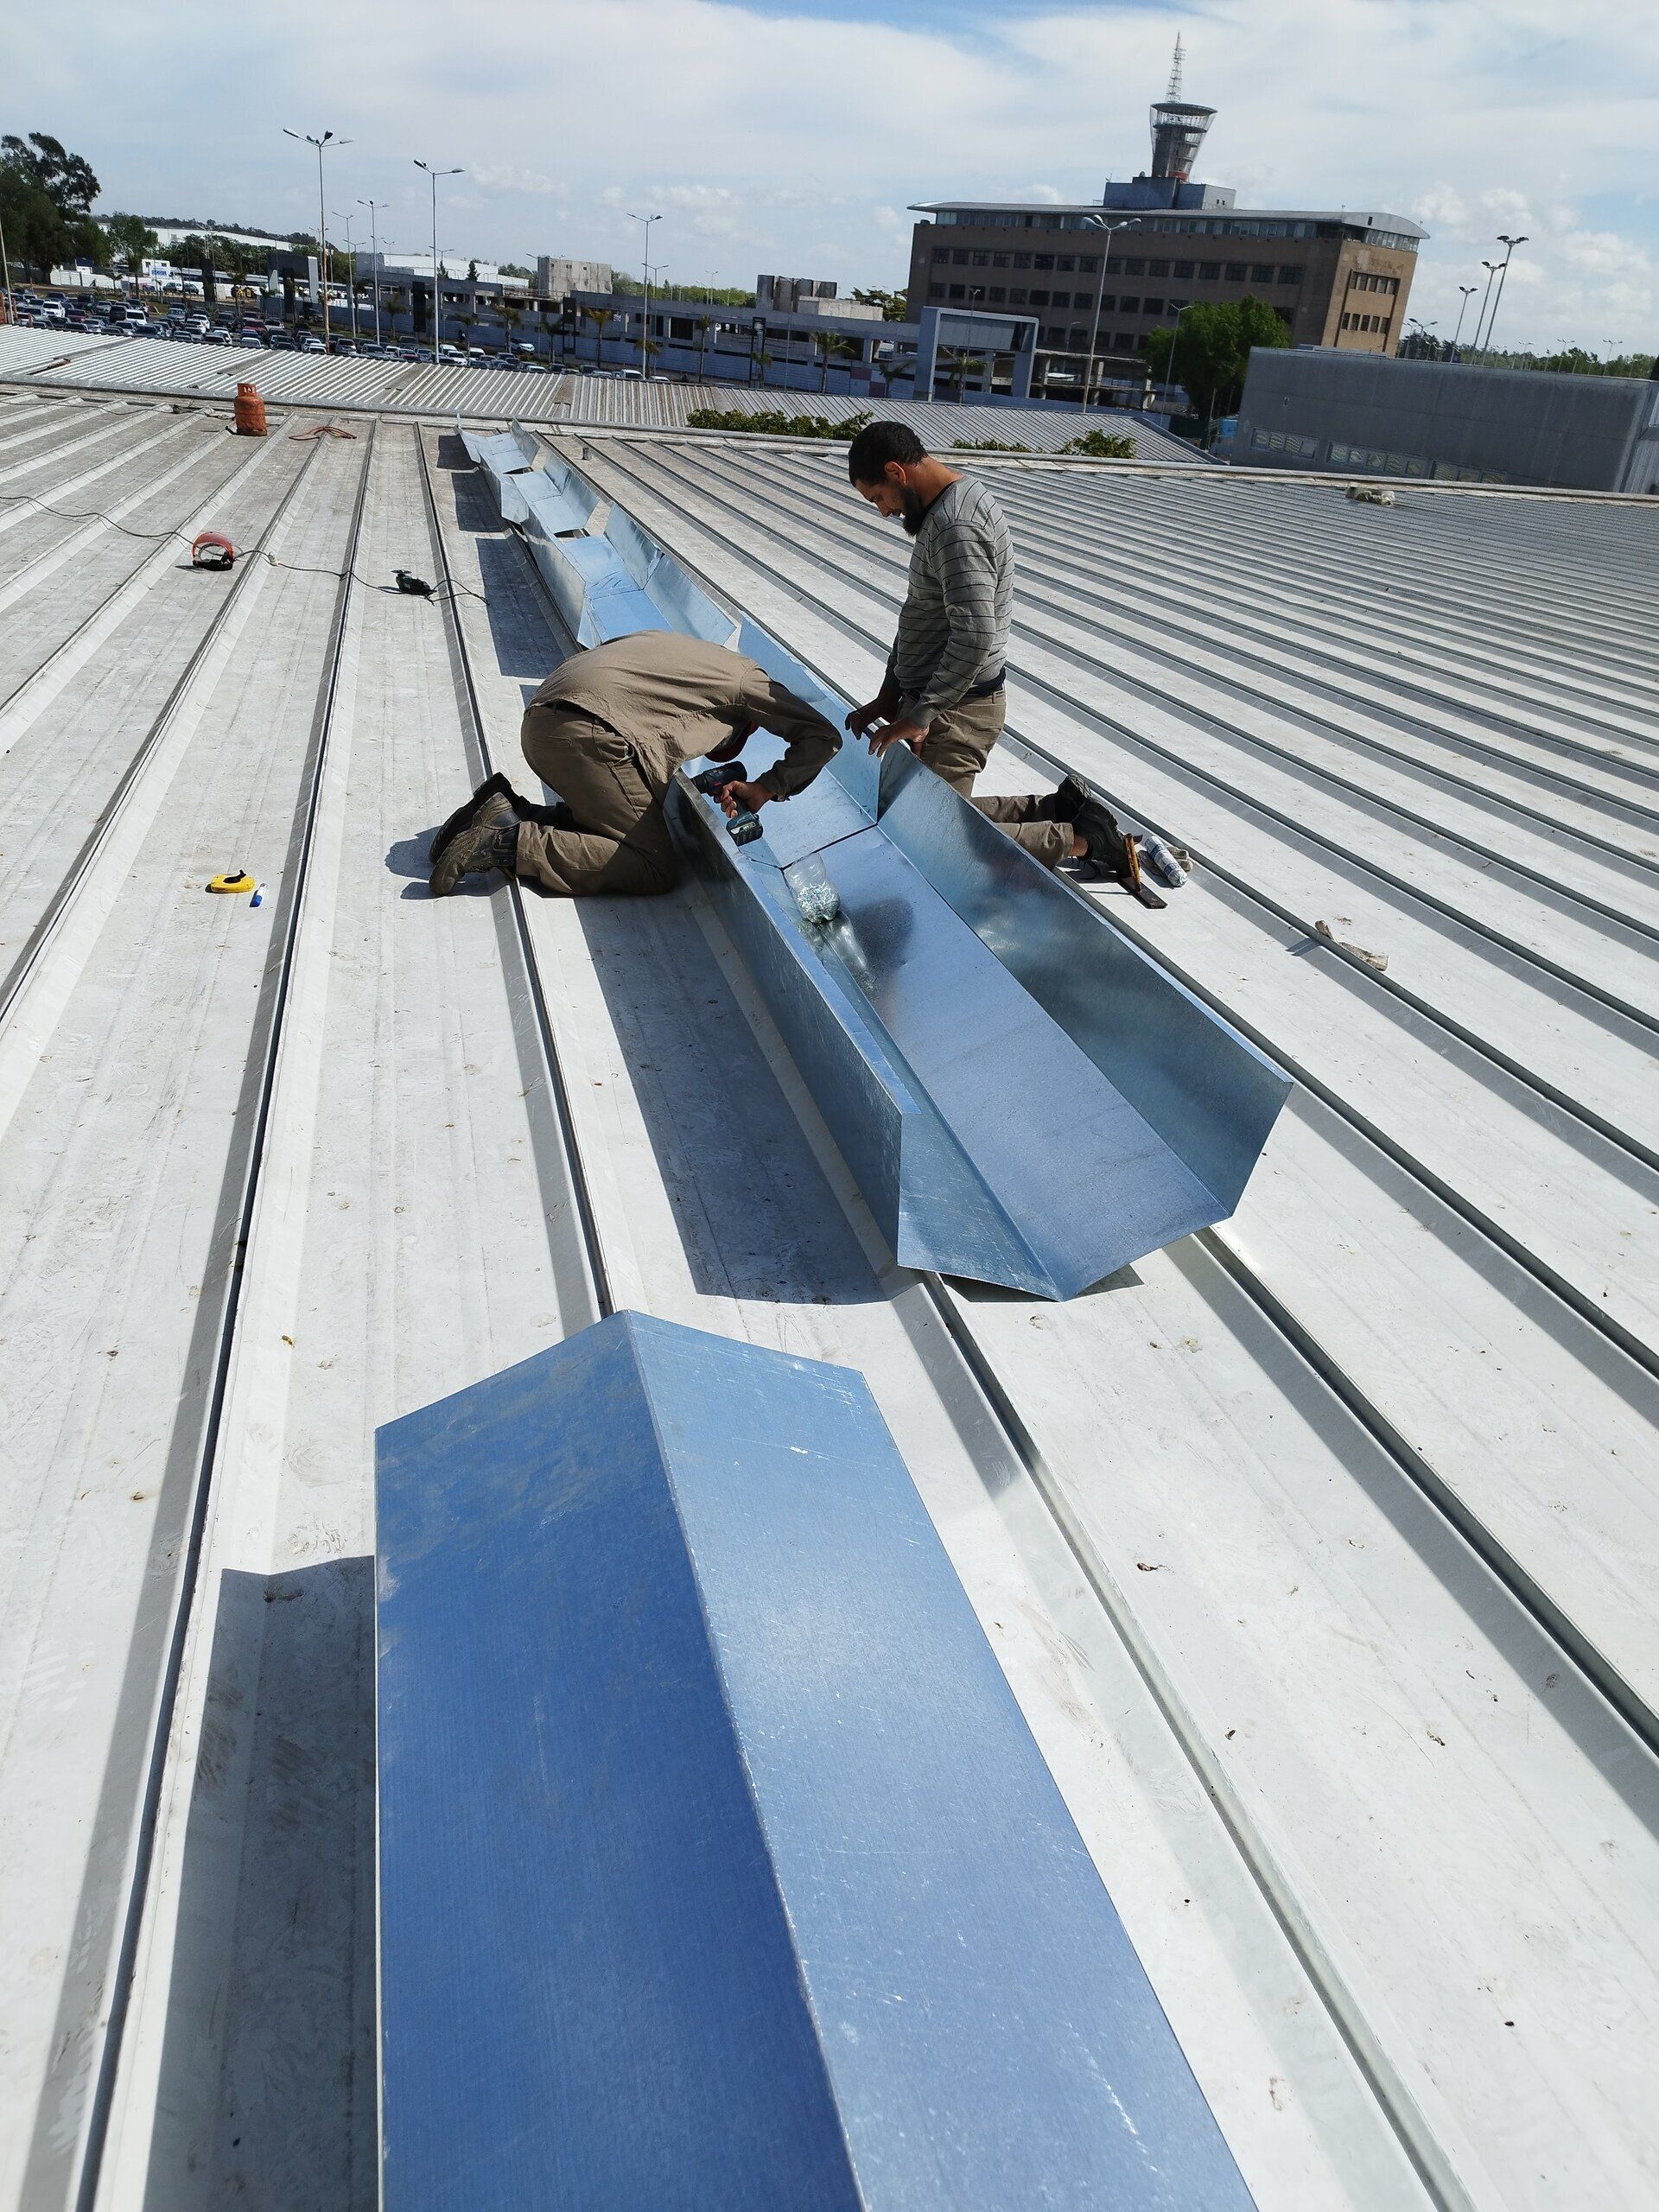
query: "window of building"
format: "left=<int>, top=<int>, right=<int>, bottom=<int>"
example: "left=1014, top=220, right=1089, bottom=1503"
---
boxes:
left=1122, top=257, right=1146, bottom=276
left=951, top=249, right=969, bottom=266
left=1043, top=326, right=1066, bottom=346
left=1142, top=296, right=1163, bottom=315
left=1278, top=265, right=1302, bottom=284
left=1135, top=333, right=1151, bottom=351
left=993, top=251, right=1010, bottom=268
left=971, top=250, right=989, bottom=266
left=1070, top=327, right=1088, bottom=349
left=1341, top=311, right=1352, bottom=328
left=671, top=316, right=694, bottom=339
left=1174, top=259, right=1194, bottom=278
left=1225, top=262, right=1247, bottom=280
left=950, top=283, right=966, bottom=302
left=1250, top=264, right=1274, bottom=283
left=1008, top=285, right=1027, bottom=304
left=1078, top=255, right=1099, bottom=273
left=1056, top=253, right=1076, bottom=271
left=1051, top=289, right=1070, bottom=308
left=1119, top=296, right=1140, bottom=314
left=1147, top=258, right=1171, bottom=277
left=1096, top=294, right=1116, bottom=313
left=1199, top=260, right=1220, bottom=279
left=1013, top=251, right=1032, bottom=269
left=1033, top=252, right=1054, bottom=270
left=988, top=286, right=1007, bottom=302
left=928, top=283, right=944, bottom=302
left=1028, top=287, right=1049, bottom=306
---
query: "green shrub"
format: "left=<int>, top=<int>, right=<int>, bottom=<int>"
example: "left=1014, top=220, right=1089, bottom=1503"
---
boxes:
left=952, top=436, right=1033, bottom=453
left=1060, top=429, right=1137, bottom=460
left=685, top=408, right=872, bottom=442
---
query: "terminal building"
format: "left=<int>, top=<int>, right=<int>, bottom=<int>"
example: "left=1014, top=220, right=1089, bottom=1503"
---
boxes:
left=906, top=54, right=1425, bottom=403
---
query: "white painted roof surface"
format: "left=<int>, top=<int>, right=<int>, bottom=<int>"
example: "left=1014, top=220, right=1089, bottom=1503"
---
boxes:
left=0, top=388, right=1656, bottom=2212
left=0, top=324, right=1205, bottom=460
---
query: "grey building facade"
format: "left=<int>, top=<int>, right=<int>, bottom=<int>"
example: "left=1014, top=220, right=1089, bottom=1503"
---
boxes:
left=1236, top=350, right=1659, bottom=492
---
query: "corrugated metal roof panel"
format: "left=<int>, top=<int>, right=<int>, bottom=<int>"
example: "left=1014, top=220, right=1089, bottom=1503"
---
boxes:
left=1, top=389, right=1656, bottom=2212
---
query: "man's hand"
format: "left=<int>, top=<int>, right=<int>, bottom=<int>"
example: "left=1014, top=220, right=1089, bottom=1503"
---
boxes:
left=844, top=696, right=895, bottom=739
left=866, top=718, right=928, bottom=760
left=718, top=779, right=772, bottom=817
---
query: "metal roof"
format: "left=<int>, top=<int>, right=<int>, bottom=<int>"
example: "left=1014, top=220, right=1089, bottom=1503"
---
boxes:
left=0, top=384, right=1656, bottom=2212
left=0, top=325, right=1206, bottom=460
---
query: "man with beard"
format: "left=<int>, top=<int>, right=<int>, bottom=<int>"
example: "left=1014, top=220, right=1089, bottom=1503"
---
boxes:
left=843, top=420, right=1133, bottom=884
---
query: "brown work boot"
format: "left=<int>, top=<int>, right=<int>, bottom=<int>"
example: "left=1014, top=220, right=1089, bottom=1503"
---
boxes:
left=429, top=794, right=520, bottom=895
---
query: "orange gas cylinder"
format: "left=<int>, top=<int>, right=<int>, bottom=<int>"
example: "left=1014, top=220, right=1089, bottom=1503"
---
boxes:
left=233, top=382, right=267, bottom=436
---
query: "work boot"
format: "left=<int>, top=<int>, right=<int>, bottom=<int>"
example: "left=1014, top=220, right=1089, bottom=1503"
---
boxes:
left=430, top=794, right=520, bottom=895
left=1052, top=774, right=1090, bottom=823
left=431, top=772, right=517, bottom=864
left=1070, top=796, right=1134, bottom=881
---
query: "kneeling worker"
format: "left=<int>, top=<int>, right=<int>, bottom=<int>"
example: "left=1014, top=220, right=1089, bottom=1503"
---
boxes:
left=430, top=629, right=840, bottom=897
left=843, top=420, right=1128, bottom=881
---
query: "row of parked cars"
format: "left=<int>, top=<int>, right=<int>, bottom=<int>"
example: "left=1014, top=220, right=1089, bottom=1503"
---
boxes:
left=6, top=290, right=563, bottom=373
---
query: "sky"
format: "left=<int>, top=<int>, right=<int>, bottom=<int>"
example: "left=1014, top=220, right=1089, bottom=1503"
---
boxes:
left=7, top=0, right=1657, bottom=353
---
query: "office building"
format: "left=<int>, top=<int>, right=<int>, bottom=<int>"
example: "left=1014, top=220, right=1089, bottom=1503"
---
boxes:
left=906, top=54, right=1424, bottom=401
left=537, top=255, right=613, bottom=302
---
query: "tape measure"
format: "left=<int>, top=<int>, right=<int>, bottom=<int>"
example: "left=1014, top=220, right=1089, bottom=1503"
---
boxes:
left=207, top=869, right=256, bottom=894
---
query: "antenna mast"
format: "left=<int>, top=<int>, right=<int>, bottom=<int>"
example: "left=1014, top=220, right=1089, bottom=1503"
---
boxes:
left=1168, top=35, right=1184, bottom=99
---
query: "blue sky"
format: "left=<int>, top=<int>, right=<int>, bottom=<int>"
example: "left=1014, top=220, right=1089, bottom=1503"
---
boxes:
left=8, top=0, right=1656, bottom=353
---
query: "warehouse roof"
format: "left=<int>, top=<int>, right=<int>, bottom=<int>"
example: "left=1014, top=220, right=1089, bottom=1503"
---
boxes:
left=1, top=384, right=1656, bottom=2212
left=0, top=324, right=1205, bottom=458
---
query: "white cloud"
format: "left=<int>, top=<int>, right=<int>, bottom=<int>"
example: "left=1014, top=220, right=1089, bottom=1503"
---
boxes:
left=5, top=0, right=1657, bottom=346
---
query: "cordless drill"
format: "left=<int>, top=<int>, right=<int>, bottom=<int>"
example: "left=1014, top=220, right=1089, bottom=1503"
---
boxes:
left=691, top=761, right=762, bottom=847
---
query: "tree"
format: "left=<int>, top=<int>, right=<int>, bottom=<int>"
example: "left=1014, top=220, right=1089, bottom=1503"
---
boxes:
left=695, top=312, right=715, bottom=379
left=1, top=131, right=103, bottom=280
left=852, top=286, right=908, bottom=321
left=581, top=302, right=615, bottom=365
left=104, top=212, right=158, bottom=278
left=1145, top=296, right=1288, bottom=437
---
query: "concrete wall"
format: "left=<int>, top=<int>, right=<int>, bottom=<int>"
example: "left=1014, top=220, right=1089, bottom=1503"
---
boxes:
left=1236, top=348, right=1659, bottom=491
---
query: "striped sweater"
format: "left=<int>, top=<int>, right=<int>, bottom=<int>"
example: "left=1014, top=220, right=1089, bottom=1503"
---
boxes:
left=890, top=475, right=1014, bottom=729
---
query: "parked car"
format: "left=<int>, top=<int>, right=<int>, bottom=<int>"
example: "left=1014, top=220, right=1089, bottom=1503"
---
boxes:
left=237, top=333, right=266, bottom=348
left=267, top=331, right=296, bottom=350
left=300, top=334, right=327, bottom=353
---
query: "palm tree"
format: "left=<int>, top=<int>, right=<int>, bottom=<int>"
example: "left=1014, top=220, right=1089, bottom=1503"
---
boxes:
left=944, top=350, right=986, bottom=399
left=812, top=327, right=837, bottom=392
left=581, top=302, right=615, bottom=369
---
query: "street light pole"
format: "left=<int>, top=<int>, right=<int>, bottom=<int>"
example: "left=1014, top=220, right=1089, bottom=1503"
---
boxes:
left=1080, top=215, right=1140, bottom=413
left=628, top=210, right=660, bottom=378
left=283, top=128, right=351, bottom=351
left=1481, top=233, right=1528, bottom=360
left=415, top=159, right=463, bottom=365
left=359, top=198, right=387, bottom=347
left=1451, top=283, right=1478, bottom=358
left=1471, top=257, right=1502, bottom=360
left=0, top=207, right=16, bottom=328
left=333, top=211, right=359, bottom=342
left=1163, top=301, right=1192, bottom=414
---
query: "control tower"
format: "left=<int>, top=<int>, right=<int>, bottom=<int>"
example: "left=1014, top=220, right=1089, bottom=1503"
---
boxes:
left=1147, top=36, right=1214, bottom=190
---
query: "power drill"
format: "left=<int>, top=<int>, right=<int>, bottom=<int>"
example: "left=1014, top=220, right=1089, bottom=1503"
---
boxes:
left=691, top=761, right=762, bottom=847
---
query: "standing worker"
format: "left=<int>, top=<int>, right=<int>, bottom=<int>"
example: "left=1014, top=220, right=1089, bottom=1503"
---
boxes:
left=429, top=630, right=841, bottom=897
left=842, top=421, right=1130, bottom=881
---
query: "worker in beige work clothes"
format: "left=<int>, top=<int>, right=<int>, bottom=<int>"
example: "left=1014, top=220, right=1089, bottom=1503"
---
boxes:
left=842, top=419, right=1131, bottom=883
left=429, top=631, right=841, bottom=897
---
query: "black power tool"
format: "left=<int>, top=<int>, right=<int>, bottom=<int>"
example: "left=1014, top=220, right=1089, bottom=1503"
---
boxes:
left=394, top=569, right=435, bottom=598
left=691, top=761, right=762, bottom=847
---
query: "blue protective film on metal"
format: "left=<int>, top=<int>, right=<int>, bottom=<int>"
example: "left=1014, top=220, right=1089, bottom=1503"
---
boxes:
left=490, top=448, right=1286, bottom=1293
left=876, top=750, right=1291, bottom=1234
left=376, top=1310, right=1258, bottom=2212
left=606, top=503, right=741, bottom=646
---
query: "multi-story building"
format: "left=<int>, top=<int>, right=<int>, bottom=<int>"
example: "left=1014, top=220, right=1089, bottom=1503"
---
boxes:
left=905, top=60, right=1424, bottom=402
left=537, top=256, right=613, bottom=302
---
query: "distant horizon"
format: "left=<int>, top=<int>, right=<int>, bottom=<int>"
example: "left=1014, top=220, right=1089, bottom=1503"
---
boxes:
left=8, top=0, right=1655, bottom=355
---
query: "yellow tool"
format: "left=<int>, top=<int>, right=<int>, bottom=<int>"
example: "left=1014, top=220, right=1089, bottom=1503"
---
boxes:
left=207, top=869, right=257, bottom=894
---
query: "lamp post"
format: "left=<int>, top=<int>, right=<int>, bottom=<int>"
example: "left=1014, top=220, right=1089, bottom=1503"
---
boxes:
left=283, top=128, right=351, bottom=351
left=414, top=159, right=462, bottom=365
left=333, top=210, right=359, bottom=343
left=0, top=206, right=13, bottom=327
left=1162, top=300, right=1192, bottom=415
left=359, top=198, right=387, bottom=347
left=627, top=210, right=660, bottom=378
left=1471, top=257, right=1502, bottom=361
left=1451, top=283, right=1478, bottom=359
left=1079, top=215, right=1140, bottom=413
left=1481, top=233, right=1528, bottom=360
